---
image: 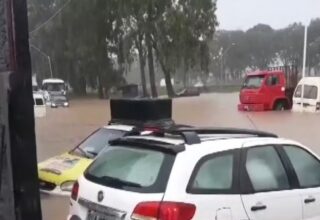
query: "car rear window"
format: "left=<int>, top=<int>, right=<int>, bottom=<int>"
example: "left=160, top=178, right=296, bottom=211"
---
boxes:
left=85, top=146, right=175, bottom=193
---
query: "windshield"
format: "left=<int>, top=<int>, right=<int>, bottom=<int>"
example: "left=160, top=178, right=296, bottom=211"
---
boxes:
left=44, top=83, right=65, bottom=92
left=294, top=85, right=318, bottom=99
left=85, top=146, right=175, bottom=193
left=243, top=75, right=265, bottom=89
left=72, top=128, right=127, bottom=158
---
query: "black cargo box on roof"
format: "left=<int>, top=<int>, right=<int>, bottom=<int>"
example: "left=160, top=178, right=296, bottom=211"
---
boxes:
left=110, top=99, right=173, bottom=127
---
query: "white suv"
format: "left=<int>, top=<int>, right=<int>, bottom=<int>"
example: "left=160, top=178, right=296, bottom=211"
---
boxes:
left=68, top=128, right=320, bottom=220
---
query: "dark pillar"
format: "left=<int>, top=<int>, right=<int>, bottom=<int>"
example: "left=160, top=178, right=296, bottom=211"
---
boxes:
left=0, top=0, right=42, bottom=219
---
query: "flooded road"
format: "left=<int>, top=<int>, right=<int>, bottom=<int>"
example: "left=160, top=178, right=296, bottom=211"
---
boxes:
left=36, top=93, right=320, bottom=219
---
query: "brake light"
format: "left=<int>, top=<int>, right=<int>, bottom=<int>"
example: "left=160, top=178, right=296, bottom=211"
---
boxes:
left=71, top=181, right=79, bottom=201
left=143, top=127, right=161, bottom=132
left=131, top=202, right=196, bottom=220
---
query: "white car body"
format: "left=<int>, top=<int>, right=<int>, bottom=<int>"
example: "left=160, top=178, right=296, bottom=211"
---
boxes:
left=33, top=93, right=46, bottom=118
left=42, top=78, right=66, bottom=104
left=68, top=129, right=320, bottom=220
left=292, top=77, right=320, bottom=113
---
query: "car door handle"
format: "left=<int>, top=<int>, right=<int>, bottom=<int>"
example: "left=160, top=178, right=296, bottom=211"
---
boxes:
left=304, top=197, right=316, bottom=204
left=251, top=205, right=267, bottom=211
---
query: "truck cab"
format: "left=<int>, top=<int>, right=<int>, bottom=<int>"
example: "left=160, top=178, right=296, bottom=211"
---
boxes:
left=238, top=66, right=298, bottom=111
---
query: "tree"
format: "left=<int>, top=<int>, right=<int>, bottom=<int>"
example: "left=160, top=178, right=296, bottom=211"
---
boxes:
left=152, top=0, right=218, bottom=96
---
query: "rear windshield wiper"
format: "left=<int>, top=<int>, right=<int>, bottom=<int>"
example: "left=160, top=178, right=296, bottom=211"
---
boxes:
left=99, top=176, right=142, bottom=188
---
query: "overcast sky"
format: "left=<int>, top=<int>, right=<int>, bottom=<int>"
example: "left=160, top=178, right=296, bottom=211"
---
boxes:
left=216, top=0, right=320, bottom=30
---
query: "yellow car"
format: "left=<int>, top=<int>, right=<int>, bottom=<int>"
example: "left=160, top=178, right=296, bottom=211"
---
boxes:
left=38, top=125, right=136, bottom=195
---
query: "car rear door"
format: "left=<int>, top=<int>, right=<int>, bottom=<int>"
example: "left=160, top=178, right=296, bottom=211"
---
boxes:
left=240, top=143, right=302, bottom=220
left=162, top=144, right=249, bottom=220
left=71, top=145, right=175, bottom=220
left=281, top=145, right=320, bottom=220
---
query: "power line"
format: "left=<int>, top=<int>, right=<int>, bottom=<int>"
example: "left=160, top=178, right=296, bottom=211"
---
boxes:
left=29, top=0, right=72, bottom=35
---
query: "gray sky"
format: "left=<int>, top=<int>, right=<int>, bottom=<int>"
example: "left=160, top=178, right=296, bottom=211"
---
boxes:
left=217, top=0, right=320, bottom=30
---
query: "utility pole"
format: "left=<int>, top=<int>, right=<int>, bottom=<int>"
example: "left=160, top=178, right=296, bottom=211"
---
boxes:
left=220, top=43, right=236, bottom=82
left=0, top=0, right=42, bottom=219
left=301, top=24, right=308, bottom=109
left=30, top=44, right=53, bottom=78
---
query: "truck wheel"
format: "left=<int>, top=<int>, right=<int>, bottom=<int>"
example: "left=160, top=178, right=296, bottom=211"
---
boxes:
left=274, top=101, right=286, bottom=111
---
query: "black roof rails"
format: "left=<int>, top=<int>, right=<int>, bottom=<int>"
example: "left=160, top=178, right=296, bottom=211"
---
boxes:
left=109, top=138, right=185, bottom=154
left=160, top=127, right=278, bottom=145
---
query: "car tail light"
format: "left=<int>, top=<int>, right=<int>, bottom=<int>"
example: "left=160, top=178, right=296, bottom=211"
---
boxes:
left=131, top=202, right=196, bottom=220
left=71, top=181, right=79, bottom=201
left=143, top=127, right=161, bottom=132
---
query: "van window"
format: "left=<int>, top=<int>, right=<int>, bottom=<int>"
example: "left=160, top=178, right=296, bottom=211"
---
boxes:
left=35, top=98, right=44, bottom=106
left=294, top=85, right=318, bottom=99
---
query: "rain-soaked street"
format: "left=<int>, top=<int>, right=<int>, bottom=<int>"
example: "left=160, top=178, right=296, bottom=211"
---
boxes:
left=37, top=93, right=320, bottom=220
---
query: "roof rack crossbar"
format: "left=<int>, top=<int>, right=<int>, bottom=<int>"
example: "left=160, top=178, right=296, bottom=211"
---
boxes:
left=162, top=127, right=277, bottom=144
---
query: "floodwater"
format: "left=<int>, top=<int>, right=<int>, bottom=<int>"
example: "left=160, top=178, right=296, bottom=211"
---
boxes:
left=36, top=93, right=320, bottom=220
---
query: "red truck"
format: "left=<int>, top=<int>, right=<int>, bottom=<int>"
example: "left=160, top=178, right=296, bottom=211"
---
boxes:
left=238, top=66, right=299, bottom=111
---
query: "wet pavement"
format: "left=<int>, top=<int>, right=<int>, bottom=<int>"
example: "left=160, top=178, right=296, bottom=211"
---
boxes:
left=36, top=93, right=320, bottom=219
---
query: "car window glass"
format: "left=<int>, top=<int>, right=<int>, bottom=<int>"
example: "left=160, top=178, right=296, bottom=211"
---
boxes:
left=266, top=76, right=279, bottom=86
left=284, top=146, right=320, bottom=188
left=304, top=85, right=318, bottom=99
left=85, top=146, right=173, bottom=193
left=294, top=85, right=302, bottom=97
left=294, top=85, right=318, bottom=99
left=191, top=154, right=233, bottom=191
left=35, top=98, right=44, bottom=106
left=75, top=128, right=126, bottom=157
left=246, top=146, right=289, bottom=192
left=243, top=75, right=264, bottom=89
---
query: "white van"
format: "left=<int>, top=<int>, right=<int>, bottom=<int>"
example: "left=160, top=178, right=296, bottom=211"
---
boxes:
left=292, top=77, right=320, bottom=113
left=33, top=93, right=46, bottom=118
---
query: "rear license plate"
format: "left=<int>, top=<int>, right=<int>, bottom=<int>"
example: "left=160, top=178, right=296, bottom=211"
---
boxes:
left=87, top=211, right=116, bottom=220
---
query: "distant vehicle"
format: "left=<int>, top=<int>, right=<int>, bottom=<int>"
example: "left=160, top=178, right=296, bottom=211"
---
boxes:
left=68, top=127, right=320, bottom=220
left=38, top=124, right=139, bottom=196
left=238, top=66, right=299, bottom=111
left=33, top=93, right=46, bottom=118
left=32, top=75, right=39, bottom=92
left=42, top=78, right=67, bottom=104
left=50, top=95, right=69, bottom=108
left=292, top=77, right=320, bottom=113
left=38, top=99, right=184, bottom=195
left=177, top=87, right=200, bottom=97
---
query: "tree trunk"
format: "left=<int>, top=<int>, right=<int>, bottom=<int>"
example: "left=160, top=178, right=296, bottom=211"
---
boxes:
left=136, top=38, right=148, bottom=97
left=153, top=43, right=175, bottom=97
left=97, top=74, right=104, bottom=99
left=146, top=33, right=158, bottom=97
left=163, top=68, right=175, bottom=97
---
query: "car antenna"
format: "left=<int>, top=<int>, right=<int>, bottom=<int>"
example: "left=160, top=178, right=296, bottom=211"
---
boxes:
left=246, top=114, right=258, bottom=130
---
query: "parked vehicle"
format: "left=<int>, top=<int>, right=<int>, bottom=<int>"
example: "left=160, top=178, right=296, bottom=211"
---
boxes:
left=292, top=77, right=320, bottom=113
left=68, top=127, right=320, bottom=220
left=33, top=93, right=46, bottom=118
left=38, top=99, right=183, bottom=195
left=238, top=66, right=299, bottom=111
left=38, top=124, right=140, bottom=196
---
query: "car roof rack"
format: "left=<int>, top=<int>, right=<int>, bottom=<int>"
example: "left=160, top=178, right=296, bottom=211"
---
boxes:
left=158, top=127, right=278, bottom=145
